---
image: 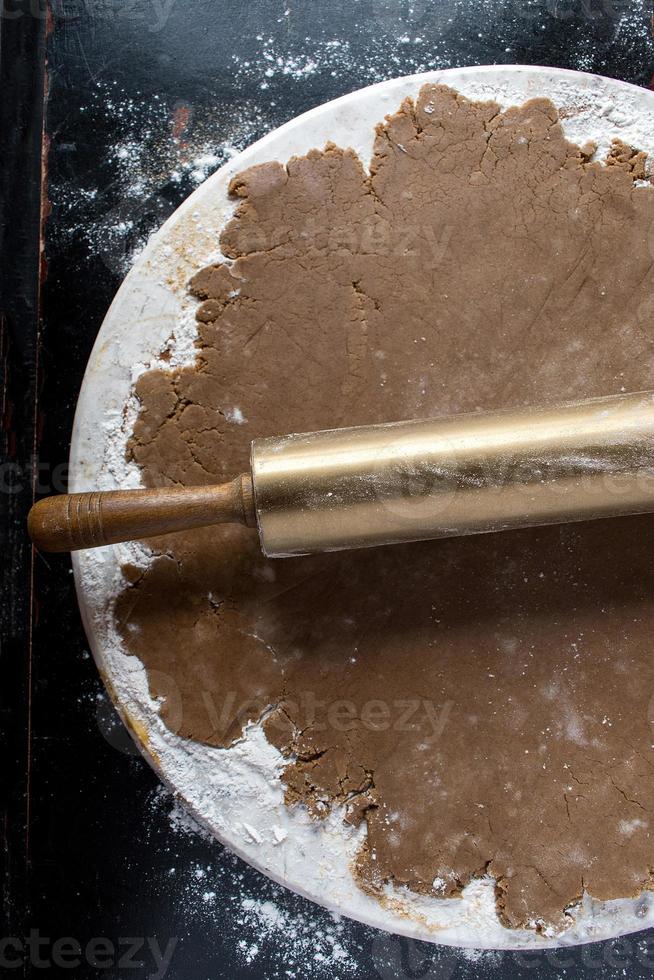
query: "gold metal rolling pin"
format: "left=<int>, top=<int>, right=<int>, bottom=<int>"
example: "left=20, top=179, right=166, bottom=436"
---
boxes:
left=28, top=390, right=654, bottom=556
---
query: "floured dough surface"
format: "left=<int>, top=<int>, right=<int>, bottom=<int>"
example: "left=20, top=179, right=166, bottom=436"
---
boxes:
left=117, top=85, right=654, bottom=932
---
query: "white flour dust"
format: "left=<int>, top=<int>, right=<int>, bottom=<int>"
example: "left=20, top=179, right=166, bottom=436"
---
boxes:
left=51, top=82, right=267, bottom=276
left=145, top=786, right=370, bottom=977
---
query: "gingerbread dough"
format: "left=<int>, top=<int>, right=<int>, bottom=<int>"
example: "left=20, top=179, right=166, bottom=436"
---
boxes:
left=117, top=85, right=654, bottom=931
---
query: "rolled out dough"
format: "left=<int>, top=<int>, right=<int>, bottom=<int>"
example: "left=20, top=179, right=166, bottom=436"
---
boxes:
left=117, top=84, right=654, bottom=932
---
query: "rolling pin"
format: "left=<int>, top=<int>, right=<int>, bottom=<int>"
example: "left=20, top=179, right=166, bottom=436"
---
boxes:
left=28, top=390, right=654, bottom=556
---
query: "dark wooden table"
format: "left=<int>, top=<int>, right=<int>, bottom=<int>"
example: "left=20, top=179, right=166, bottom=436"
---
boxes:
left=5, top=1, right=654, bottom=976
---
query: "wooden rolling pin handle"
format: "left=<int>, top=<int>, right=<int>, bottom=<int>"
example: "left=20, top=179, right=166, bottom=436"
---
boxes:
left=28, top=474, right=256, bottom=553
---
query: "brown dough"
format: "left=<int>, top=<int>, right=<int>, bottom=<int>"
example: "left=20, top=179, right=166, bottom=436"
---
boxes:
left=117, top=85, right=654, bottom=931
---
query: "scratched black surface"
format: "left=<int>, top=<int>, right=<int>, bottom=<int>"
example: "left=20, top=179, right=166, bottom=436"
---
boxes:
left=6, top=0, right=654, bottom=977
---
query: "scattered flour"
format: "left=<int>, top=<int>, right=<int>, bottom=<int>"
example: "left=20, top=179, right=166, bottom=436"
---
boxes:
left=167, top=793, right=214, bottom=841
